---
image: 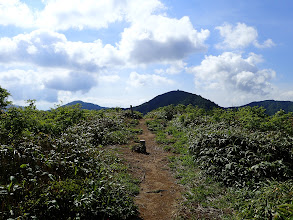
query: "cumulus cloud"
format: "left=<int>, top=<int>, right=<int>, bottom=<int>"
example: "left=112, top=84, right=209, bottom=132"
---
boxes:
left=35, top=0, right=165, bottom=30
left=120, top=15, right=209, bottom=64
left=0, top=29, right=122, bottom=71
left=188, top=52, right=276, bottom=96
left=0, top=16, right=208, bottom=69
left=155, top=61, right=186, bottom=75
left=280, top=91, right=293, bottom=100
left=215, top=23, right=275, bottom=49
left=0, top=0, right=166, bottom=32
left=0, top=0, right=165, bottom=31
left=99, top=75, right=120, bottom=83
left=45, top=71, right=97, bottom=92
left=36, top=0, right=125, bottom=30
left=0, top=0, right=35, bottom=28
left=0, top=0, right=211, bottom=109
left=0, top=0, right=209, bottom=68
left=254, top=39, right=275, bottom=49
left=0, top=69, right=58, bottom=102
left=123, top=0, right=165, bottom=22
left=130, top=37, right=196, bottom=63
left=127, top=71, right=174, bottom=88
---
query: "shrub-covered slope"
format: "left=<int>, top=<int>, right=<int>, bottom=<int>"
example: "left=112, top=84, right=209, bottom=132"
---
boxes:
left=0, top=103, right=141, bottom=219
left=145, top=105, right=293, bottom=219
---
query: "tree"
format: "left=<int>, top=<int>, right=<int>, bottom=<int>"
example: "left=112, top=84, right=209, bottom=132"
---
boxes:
left=0, top=86, right=12, bottom=110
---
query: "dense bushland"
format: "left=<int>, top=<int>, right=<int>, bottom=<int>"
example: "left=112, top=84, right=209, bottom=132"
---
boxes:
left=0, top=92, right=142, bottom=219
left=1, top=84, right=293, bottom=219
left=145, top=104, right=293, bottom=219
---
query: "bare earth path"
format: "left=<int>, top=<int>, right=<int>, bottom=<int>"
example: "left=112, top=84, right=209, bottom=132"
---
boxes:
left=121, top=119, right=183, bottom=220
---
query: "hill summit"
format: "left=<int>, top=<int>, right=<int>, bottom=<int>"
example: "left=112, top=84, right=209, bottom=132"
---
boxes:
left=64, top=100, right=107, bottom=110
left=132, top=90, right=219, bottom=114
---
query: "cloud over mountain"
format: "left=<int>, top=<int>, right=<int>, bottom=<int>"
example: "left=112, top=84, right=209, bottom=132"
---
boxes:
left=122, top=15, right=209, bottom=64
left=0, top=69, right=58, bottom=102
left=45, top=72, right=97, bottom=92
left=188, top=52, right=276, bottom=101
left=127, top=72, right=174, bottom=88
left=0, top=0, right=291, bottom=110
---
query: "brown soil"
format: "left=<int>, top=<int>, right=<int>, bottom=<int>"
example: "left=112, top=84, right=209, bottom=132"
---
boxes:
left=120, top=119, right=183, bottom=220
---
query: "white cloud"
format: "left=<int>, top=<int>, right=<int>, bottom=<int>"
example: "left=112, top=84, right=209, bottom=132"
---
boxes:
left=0, top=17, right=208, bottom=70
left=0, top=0, right=209, bottom=68
left=0, top=66, right=100, bottom=104
left=36, top=0, right=124, bottom=30
left=215, top=23, right=275, bottom=49
left=45, top=71, right=97, bottom=92
left=99, top=75, right=120, bottom=83
left=124, top=0, right=165, bottom=22
left=34, top=0, right=166, bottom=31
left=120, top=15, right=209, bottom=64
left=0, top=29, right=122, bottom=71
left=155, top=61, right=186, bottom=75
left=26, top=45, right=38, bottom=54
left=188, top=52, right=276, bottom=106
left=0, top=0, right=165, bottom=31
left=254, top=39, right=275, bottom=49
left=0, top=0, right=35, bottom=28
left=127, top=71, right=174, bottom=88
left=274, top=90, right=293, bottom=101
left=0, top=0, right=210, bottom=109
left=0, top=69, right=58, bottom=102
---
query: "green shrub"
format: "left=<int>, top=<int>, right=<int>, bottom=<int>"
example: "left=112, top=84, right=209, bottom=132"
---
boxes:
left=0, top=107, right=140, bottom=219
left=146, top=105, right=293, bottom=219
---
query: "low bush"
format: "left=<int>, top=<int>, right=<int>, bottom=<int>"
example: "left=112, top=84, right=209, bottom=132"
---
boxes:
left=146, top=104, right=293, bottom=219
left=0, top=104, right=139, bottom=219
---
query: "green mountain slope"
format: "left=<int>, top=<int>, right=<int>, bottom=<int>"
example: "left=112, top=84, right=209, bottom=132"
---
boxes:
left=64, top=100, right=107, bottom=110
left=241, top=100, right=293, bottom=115
left=132, top=90, right=220, bottom=114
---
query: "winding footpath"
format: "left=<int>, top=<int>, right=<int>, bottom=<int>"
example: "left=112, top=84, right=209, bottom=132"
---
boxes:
left=121, top=119, right=183, bottom=219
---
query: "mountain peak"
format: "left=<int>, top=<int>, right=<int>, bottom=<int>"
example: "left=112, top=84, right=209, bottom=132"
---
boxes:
left=63, top=100, right=107, bottom=110
left=132, top=90, right=219, bottom=114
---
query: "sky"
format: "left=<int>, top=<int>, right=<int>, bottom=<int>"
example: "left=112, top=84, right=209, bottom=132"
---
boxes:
left=0, top=0, right=293, bottom=110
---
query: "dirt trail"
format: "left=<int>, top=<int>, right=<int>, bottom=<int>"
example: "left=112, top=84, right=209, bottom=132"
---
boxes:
left=121, top=119, right=182, bottom=220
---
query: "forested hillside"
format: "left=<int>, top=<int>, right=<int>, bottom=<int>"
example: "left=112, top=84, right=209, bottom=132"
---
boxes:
left=240, top=100, right=293, bottom=115
left=133, top=90, right=220, bottom=114
left=63, top=100, right=107, bottom=110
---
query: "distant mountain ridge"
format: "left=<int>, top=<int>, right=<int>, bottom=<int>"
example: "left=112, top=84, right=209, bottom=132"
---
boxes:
left=62, top=92, right=293, bottom=116
left=239, top=100, right=293, bottom=115
left=132, top=90, right=220, bottom=114
left=64, top=100, right=107, bottom=110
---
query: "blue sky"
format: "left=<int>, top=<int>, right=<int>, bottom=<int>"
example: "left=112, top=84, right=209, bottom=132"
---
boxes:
left=0, top=0, right=292, bottom=109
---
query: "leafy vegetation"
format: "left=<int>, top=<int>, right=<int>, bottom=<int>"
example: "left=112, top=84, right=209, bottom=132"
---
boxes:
left=0, top=86, right=12, bottom=110
left=0, top=90, right=142, bottom=219
left=2, top=84, right=293, bottom=219
left=145, top=104, right=293, bottom=219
